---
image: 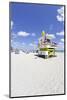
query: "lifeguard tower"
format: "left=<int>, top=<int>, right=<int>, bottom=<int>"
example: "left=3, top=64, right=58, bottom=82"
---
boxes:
left=38, top=31, right=57, bottom=58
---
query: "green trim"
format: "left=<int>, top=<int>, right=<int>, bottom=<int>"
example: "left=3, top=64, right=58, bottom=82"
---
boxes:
left=40, top=48, right=55, bottom=51
left=39, top=48, right=55, bottom=56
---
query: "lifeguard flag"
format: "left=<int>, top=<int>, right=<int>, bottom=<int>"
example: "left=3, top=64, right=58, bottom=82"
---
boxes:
left=41, top=30, right=45, bottom=36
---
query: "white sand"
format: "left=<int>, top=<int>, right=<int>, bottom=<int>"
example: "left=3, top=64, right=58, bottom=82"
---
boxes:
left=11, top=52, right=64, bottom=97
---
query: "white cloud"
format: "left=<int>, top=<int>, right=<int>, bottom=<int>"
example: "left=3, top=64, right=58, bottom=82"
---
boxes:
left=58, top=42, right=64, bottom=48
left=31, top=33, right=36, bottom=36
left=56, top=42, right=64, bottom=50
left=12, top=41, right=19, bottom=47
left=11, top=32, right=17, bottom=39
left=29, top=43, right=34, bottom=46
left=29, top=43, right=37, bottom=49
left=11, top=21, right=13, bottom=29
left=11, top=39, right=13, bottom=43
left=56, top=7, right=64, bottom=22
left=61, top=38, right=64, bottom=42
left=56, top=30, right=64, bottom=36
left=18, top=31, right=30, bottom=37
left=22, top=42, right=26, bottom=45
left=58, top=42, right=64, bottom=45
left=57, top=15, right=63, bottom=22
left=46, top=34, right=55, bottom=39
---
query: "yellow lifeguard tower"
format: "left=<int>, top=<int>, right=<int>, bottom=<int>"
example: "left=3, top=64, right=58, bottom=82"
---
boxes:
left=38, top=31, right=57, bottom=58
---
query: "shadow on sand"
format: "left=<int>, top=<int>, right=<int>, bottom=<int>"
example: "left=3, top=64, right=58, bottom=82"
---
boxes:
left=34, top=55, right=57, bottom=59
left=4, top=94, right=9, bottom=98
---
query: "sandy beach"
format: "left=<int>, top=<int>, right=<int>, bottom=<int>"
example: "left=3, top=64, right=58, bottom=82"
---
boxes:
left=11, top=52, right=64, bottom=97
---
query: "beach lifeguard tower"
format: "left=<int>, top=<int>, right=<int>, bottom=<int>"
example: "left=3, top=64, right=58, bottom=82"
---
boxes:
left=38, top=31, right=57, bottom=58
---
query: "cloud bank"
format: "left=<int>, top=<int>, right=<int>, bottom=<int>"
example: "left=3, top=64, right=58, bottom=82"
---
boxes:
left=56, top=30, right=64, bottom=36
left=56, top=7, right=64, bottom=22
left=46, top=34, right=55, bottom=39
left=17, top=31, right=30, bottom=37
left=61, top=38, right=64, bottom=42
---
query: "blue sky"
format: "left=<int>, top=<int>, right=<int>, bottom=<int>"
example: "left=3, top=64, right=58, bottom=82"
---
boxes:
left=10, top=2, right=64, bottom=51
